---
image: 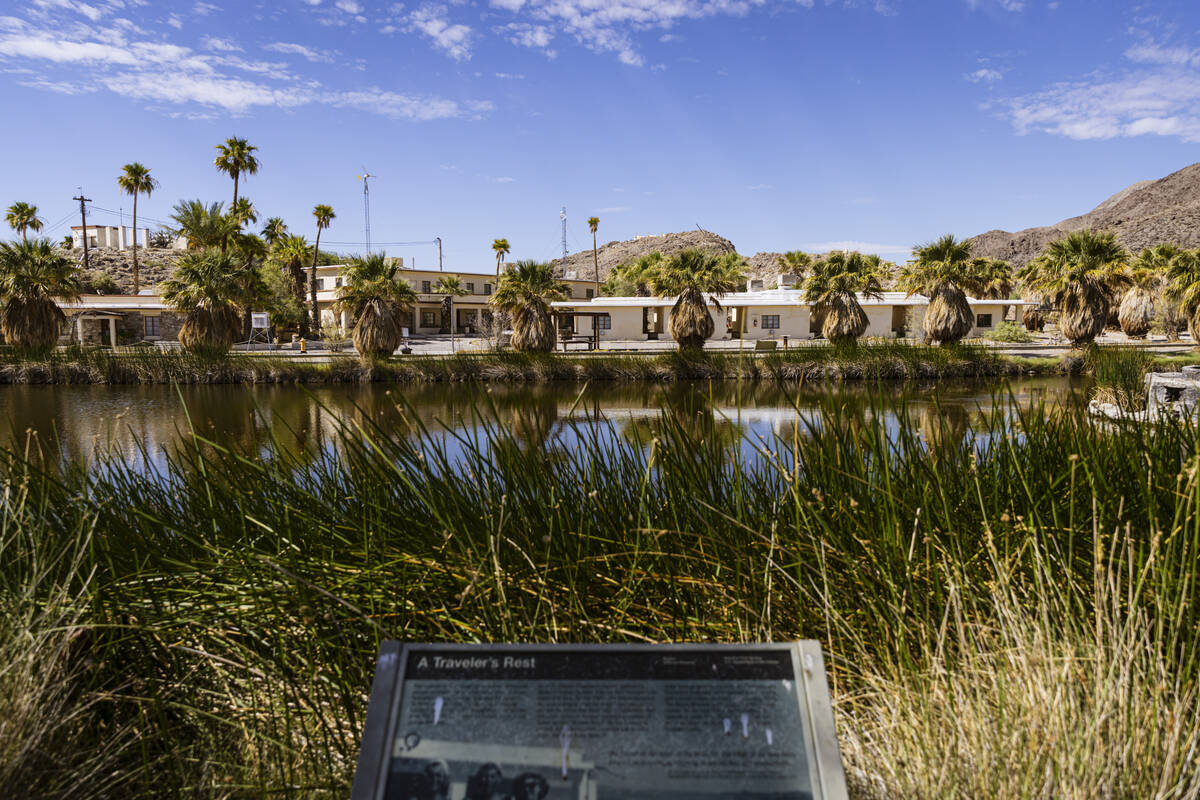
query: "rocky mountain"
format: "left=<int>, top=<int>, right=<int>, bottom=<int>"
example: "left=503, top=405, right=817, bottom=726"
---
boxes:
left=968, top=162, right=1200, bottom=266
left=550, top=229, right=737, bottom=283
left=63, top=247, right=186, bottom=294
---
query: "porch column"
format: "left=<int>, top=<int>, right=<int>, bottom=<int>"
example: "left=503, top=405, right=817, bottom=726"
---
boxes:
left=108, top=318, right=117, bottom=348
left=77, top=315, right=85, bottom=344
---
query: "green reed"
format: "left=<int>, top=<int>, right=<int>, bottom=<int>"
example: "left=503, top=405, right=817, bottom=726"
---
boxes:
left=1, top=384, right=1199, bottom=797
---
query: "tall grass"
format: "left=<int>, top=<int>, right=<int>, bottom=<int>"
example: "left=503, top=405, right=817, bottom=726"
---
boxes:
left=1087, top=345, right=1158, bottom=410
left=2, top=387, right=1200, bottom=797
left=0, top=341, right=1025, bottom=385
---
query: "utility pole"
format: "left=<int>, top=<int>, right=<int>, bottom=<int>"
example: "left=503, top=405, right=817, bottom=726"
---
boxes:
left=73, top=191, right=92, bottom=270
left=436, top=237, right=443, bottom=271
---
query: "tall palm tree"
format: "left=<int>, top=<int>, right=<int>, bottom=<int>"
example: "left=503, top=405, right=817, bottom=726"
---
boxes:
left=648, top=248, right=744, bottom=351
left=275, top=234, right=312, bottom=336
left=161, top=249, right=249, bottom=356
left=433, top=275, right=469, bottom=349
left=1018, top=230, right=1130, bottom=347
left=334, top=252, right=418, bottom=361
left=803, top=251, right=886, bottom=347
left=1165, top=249, right=1200, bottom=344
left=491, top=260, right=569, bottom=352
left=261, top=217, right=288, bottom=247
left=117, top=163, right=159, bottom=294
left=0, top=239, right=80, bottom=355
left=309, top=204, right=335, bottom=332
left=899, top=234, right=976, bottom=345
left=5, top=202, right=44, bottom=244
left=968, top=257, right=1013, bottom=300
left=492, top=238, right=510, bottom=277
left=587, top=216, right=600, bottom=294
left=230, top=232, right=269, bottom=341
left=170, top=200, right=235, bottom=251
left=213, top=137, right=260, bottom=210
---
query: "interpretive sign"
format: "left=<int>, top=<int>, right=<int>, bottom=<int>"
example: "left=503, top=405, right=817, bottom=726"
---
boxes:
left=250, top=312, right=270, bottom=330
left=351, top=642, right=846, bottom=800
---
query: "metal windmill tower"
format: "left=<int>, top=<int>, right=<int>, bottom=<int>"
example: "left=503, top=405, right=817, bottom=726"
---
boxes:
left=560, top=206, right=568, bottom=264
left=357, top=171, right=375, bottom=254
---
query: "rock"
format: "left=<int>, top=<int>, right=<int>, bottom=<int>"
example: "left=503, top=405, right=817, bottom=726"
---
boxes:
left=968, top=162, right=1200, bottom=266
left=550, top=229, right=736, bottom=283
left=59, top=247, right=185, bottom=294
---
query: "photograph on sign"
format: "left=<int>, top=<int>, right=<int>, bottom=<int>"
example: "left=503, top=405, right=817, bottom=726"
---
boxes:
left=380, top=647, right=818, bottom=800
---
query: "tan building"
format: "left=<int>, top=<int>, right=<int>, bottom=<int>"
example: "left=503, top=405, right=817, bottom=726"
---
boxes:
left=58, top=294, right=182, bottom=346
left=312, top=264, right=599, bottom=335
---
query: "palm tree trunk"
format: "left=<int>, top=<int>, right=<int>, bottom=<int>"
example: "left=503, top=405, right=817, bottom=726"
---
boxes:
left=310, top=230, right=322, bottom=333
left=221, top=173, right=238, bottom=256
left=592, top=232, right=599, bottom=294
left=131, top=191, right=140, bottom=293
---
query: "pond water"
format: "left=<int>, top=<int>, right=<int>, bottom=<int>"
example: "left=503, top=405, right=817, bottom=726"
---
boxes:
left=1, top=376, right=1090, bottom=474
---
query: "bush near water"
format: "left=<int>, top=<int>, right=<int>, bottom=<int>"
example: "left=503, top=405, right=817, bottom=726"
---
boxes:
left=3, top=385, right=1200, bottom=798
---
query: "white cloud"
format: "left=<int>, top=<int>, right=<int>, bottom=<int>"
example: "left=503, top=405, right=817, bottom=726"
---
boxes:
left=965, top=67, right=1002, bottom=84
left=0, top=16, right=492, bottom=123
left=32, top=0, right=104, bottom=22
left=192, top=2, right=219, bottom=15
left=408, top=5, right=473, bottom=60
left=494, top=71, right=524, bottom=78
left=1005, top=35, right=1200, bottom=143
left=335, top=0, right=362, bottom=12
left=165, top=13, right=182, bottom=28
left=966, top=0, right=1023, bottom=10
left=493, top=176, right=515, bottom=183
left=498, top=22, right=553, bottom=50
left=264, top=41, right=333, bottom=62
left=594, top=206, right=630, bottom=213
left=202, top=35, right=241, bottom=52
left=804, top=241, right=910, bottom=255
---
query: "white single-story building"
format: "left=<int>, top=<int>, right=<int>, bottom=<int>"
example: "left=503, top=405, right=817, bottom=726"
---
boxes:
left=552, top=287, right=1030, bottom=344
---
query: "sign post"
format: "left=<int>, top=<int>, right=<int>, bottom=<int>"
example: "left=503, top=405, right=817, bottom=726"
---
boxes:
left=247, top=311, right=271, bottom=351
left=352, top=642, right=847, bottom=800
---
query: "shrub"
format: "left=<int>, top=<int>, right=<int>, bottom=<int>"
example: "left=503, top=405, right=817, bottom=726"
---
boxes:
left=984, top=320, right=1033, bottom=342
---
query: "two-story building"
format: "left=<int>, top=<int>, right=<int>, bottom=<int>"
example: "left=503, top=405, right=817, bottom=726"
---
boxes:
left=311, top=263, right=600, bottom=335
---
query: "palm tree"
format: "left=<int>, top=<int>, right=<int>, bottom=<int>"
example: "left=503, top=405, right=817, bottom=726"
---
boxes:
left=491, top=260, right=569, bottom=352
left=605, top=252, right=662, bottom=296
left=170, top=200, right=235, bottom=251
left=803, top=251, right=886, bottom=347
left=213, top=137, right=260, bottom=210
left=229, top=197, right=258, bottom=232
left=5, top=202, right=44, bottom=244
left=1126, top=244, right=1180, bottom=339
left=309, top=204, right=335, bottom=332
left=1115, top=246, right=1173, bottom=339
left=230, top=232, right=269, bottom=341
left=161, top=249, right=249, bottom=356
left=648, top=249, right=744, bottom=351
left=117, top=163, right=159, bottom=294
left=899, top=234, right=976, bottom=345
left=276, top=234, right=312, bottom=336
left=1018, top=230, right=1130, bottom=347
left=968, top=258, right=1014, bottom=300
left=492, top=238, right=510, bottom=277
left=0, top=239, right=80, bottom=355
left=433, top=275, right=469, bottom=349
left=261, top=217, right=288, bottom=247
left=334, top=252, right=418, bottom=361
left=1165, top=249, right=1200, bottom=344
left=776, top=250, right=812, bottom=276
left=587, top=216, right=600, bottom=294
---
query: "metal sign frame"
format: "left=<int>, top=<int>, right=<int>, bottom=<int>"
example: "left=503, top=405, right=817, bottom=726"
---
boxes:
left=351, top=641, right=846, bottom=800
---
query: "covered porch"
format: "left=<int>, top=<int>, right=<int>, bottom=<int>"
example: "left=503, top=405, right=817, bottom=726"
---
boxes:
left=68, top=311, right=122, bottom=347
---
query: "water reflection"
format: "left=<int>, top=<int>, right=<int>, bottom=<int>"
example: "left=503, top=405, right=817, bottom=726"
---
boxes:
left=0, top=376, right=1089, bottom=473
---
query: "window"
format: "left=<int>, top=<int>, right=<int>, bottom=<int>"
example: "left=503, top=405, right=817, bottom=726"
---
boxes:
left=466, top=282, right=475, bottom=293
left=976, top=313, right=993, bottom=328
left=596, top=314, right=611, bottom=331
left=484, top=283, right=492, bottom=296
left=144, top=315, right=160, bottom=338
left=586, top=288, right=595, bottom=299
left=421, top=310, right=439, bottom=328
left=335, top=277, right=343, bottom=288
left=422, top=280, right=432, bottom=293
left=762, top=314, right=780, bottom=330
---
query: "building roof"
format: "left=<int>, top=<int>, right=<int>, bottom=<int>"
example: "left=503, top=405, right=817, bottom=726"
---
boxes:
left=61, top=294, right=170, bottom=311
left=552, top=290, right=1035, bottom=309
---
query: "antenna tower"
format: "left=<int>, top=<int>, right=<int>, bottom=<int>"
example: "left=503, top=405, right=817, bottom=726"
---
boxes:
left=357, top=171, right=374, bottom=254
left=560, top=206, right=567, bottom=264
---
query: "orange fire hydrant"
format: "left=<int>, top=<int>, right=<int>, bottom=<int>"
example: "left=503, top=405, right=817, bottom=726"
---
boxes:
left=300, top=339, right=307, bottom=353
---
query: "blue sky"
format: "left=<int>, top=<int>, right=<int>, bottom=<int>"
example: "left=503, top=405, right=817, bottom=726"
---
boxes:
left=1, top=0, right=1198, bottom=269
